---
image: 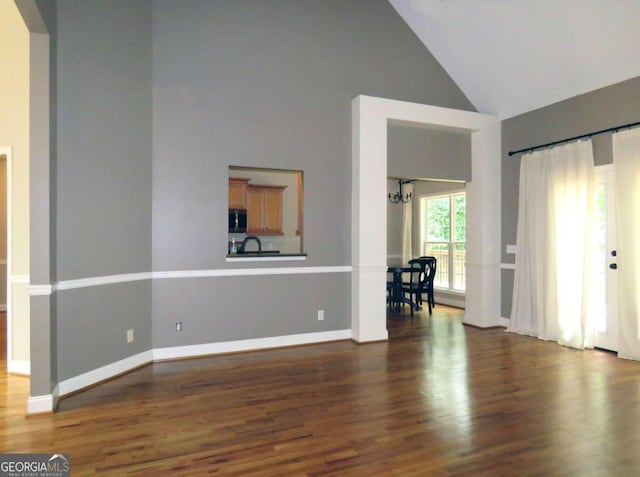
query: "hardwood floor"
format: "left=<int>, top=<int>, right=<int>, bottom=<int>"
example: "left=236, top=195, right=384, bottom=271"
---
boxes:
left=2, top=306, right=640, bottom=475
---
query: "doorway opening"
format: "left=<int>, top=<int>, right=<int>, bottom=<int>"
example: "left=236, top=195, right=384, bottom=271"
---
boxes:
left=387, top=178, right=467, bottom=310
left=0, top=145, right=29, bottom=377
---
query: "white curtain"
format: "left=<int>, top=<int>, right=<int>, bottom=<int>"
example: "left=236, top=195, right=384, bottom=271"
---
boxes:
left=613, top=128, right=640, bottom=360
left=509, top=140, right=596, bottom=349
left=401, top=183, right=414, bottom=264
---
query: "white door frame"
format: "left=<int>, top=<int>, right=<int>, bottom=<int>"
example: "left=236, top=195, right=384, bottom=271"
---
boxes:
left=351, top=96, right=502, bottom=341
left=0, top=146, right=11, bottom=369
left=2, top=145, right=30, bottom=376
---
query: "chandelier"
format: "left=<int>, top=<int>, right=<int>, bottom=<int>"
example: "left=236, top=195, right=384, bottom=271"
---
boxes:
left=388, top=179, right=413, bottom=204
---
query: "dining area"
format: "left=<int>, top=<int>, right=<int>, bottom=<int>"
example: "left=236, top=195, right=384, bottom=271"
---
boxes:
left=385, top=177, right=466, bottom=317
left=387, top=256, right=437, bottom=316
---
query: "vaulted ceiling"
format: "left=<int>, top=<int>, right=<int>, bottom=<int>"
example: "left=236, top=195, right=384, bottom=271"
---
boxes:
left=390, top=0, right=640, bottom=119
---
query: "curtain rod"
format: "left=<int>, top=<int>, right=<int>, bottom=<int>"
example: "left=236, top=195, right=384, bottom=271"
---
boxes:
left=508, top=119, right=640, bottom=157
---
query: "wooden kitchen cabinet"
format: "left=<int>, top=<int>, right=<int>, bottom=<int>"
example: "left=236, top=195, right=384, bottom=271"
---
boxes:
left=247, top=184, right=286, bottom=235
left=228, top=177, right=250, bottom=209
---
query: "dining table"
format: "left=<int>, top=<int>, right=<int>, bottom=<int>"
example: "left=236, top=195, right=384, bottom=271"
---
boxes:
left=387, top=265, right=420, bottom=312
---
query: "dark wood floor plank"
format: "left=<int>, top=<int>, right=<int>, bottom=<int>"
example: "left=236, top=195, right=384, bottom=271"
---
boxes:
left=2, top=306, right=640, bottom=475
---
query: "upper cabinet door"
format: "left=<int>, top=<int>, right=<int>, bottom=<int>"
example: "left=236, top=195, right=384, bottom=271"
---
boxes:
left=247, top=186, right=264, bottom=233
left=247, top=185, right=286, bottom=235
left=262, top=188, right=283, bottom=233
left=228, top=177, right=250, bottom=209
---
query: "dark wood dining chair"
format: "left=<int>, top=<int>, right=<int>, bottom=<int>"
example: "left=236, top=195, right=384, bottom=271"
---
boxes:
left=420, top=256, right=438, bottom=313
left=386, top=270, right=395, bottom=308
left=419, top=256, right=437, bottom=312
left=400, top=263, right=422, bottom=316
left=406, top=257, right=437, bottom=314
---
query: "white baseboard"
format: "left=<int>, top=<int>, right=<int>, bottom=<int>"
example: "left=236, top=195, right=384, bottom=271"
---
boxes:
left=57, top=350, right=153, bottom=397
left=8, top=359, right=30, bottom=375
left=153, top=329, right=352, bottom=361
left=434, top=295, right=465, bottom=309
left=28, top=329, right=353, bottom=414
left=27, top=391, right=57, bottom=415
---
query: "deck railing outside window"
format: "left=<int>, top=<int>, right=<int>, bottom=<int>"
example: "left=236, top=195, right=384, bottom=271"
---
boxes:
left=424, top=243, right=466, bottom=291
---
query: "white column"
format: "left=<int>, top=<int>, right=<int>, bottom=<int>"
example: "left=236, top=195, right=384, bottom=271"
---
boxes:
left=351, top=97, right=389, bottom=342
left=463, top=124, right=502, bottom=328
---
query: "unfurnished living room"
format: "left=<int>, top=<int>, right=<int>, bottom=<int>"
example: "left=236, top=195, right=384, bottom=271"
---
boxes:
left=2, top=1, right=640, bottom=475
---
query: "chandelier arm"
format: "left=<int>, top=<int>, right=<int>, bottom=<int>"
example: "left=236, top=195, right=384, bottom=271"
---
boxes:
left=387, top=179, right=413, bottom=204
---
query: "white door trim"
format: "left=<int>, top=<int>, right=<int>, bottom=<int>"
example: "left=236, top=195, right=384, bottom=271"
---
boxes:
left=594, top=164, right=618, bottom=351
left=1, top=147, right=12, bottom=369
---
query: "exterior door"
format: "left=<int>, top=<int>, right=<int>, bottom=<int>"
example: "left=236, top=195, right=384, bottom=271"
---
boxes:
left=593, top=165, right=618, bottom=351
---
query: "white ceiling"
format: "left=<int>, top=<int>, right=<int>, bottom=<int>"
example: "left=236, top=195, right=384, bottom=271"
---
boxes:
left=390, top=0, right=640, bottom=119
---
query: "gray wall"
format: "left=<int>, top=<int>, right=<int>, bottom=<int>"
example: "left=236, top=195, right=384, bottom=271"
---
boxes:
left=56, top=0, right=152, bottom=279
left=151, top=0, right=473, bottom=346
left=386, top=179, right=404, bottom=260
left=153, top=274, right=350, bottom=348
left=56, top=282, right=152, bottom=381
left=388, top=124, right=471, bottom=181
left=31, top=0, right=474, bottom=387
left=54, top=1, right=153, bottom=378
left=501, top=75, right=640, bottom=318
left=35, top=0, right=58, bottom=400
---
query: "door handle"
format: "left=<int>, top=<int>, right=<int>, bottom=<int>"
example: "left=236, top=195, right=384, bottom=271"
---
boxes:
left=609, top=263, right=618, bottom=270
left=611, top=250, right=617, bottom=257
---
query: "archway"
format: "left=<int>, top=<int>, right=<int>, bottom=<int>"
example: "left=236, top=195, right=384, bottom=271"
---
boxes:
left=351, top=96, right=501, bottom=341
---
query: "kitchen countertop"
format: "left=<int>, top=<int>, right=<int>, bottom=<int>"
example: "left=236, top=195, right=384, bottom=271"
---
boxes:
left=228, top=249, right=280, bottom=255
left=225, top=252, right=308, bottom=262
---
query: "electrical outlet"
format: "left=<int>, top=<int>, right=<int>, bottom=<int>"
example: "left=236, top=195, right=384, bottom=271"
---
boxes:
left=317, top=310, right=324, bottom=321
left=176, top=321, right=183, bottom=332
left=127, top=329, right=134, bottom=343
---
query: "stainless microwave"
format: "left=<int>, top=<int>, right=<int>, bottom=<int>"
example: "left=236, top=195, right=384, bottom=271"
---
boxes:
left=228, top=209, right=247, bottom=233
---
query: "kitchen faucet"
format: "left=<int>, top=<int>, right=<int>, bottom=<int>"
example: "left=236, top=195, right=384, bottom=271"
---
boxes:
left=239, top=236, right=262, bottom=254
